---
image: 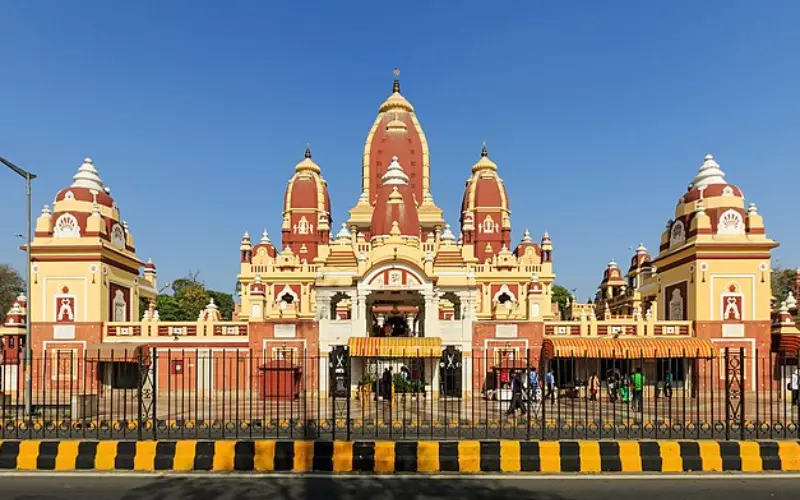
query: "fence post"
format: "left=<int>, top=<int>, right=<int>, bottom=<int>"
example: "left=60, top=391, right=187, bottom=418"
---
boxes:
left=152, top=350, right=158, bottom=441
left=739, top=346, right=745, bottom=441
left=724, top=348, right=730, bottom=441
left=526, top=347, right=531, bottom=441
left=346, top=346, right=351, bottom=441
left=137, top=350, right=144, bottom=441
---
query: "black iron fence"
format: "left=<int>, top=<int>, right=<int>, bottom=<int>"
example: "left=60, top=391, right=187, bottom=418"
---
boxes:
left=0, top=347, right=798, bottom=440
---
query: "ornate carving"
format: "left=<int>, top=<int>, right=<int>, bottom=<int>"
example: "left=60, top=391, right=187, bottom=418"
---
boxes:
left=54, top=213, right=81, bottom=238
left=717, top=209, right=745, bottom=235
left=669, top=220, right=685, bottom=247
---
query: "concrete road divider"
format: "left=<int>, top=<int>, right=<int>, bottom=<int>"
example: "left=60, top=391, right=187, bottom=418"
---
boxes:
left=0, top=440, right=799, bottom=473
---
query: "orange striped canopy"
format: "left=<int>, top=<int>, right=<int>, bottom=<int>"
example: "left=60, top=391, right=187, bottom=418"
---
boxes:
left=543, top=337, right=715, bottom=359
left=347, top=337, right=442, bottom=358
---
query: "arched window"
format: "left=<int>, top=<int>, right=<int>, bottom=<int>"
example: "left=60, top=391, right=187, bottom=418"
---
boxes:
left=54, top=213, right=81, bottom=238
left=669, top=220, right=685, bottom=247
left=482, top=215, right=495, bottom=234
left=297, top=216, right=310, bottom=235
left=717, top=209, right=745, bottom=235
left=110, top=223, right=126, bottom=248
left=113, top=290, right=127, bottom=322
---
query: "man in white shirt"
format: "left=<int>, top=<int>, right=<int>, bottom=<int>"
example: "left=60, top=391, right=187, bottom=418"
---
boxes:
left=791, top=369, right=799, bottom=406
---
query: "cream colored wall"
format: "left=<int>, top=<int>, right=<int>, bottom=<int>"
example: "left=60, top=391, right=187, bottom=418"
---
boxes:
left=31, top=259, right=144, bottom=323
left=32, top=261, right=101, bottom=322
left=651, top=256, right=771, bottom=322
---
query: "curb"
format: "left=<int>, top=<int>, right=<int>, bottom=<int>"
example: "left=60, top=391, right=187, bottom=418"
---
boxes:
left=0, top=440, right=799, bottom=473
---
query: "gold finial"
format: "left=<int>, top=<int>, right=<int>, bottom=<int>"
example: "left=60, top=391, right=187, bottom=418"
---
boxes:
left=481, top=141, right=488, bottom=157
left=393, top=67, right=400, bottom=93
left=305, top=143, right=311, bottom=159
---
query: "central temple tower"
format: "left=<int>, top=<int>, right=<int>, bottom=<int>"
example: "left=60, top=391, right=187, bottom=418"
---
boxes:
left=347, top=69, right=445, bottom=235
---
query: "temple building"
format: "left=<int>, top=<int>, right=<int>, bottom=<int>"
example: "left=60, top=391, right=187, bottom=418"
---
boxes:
left=2, top=72, right=792, bottom=397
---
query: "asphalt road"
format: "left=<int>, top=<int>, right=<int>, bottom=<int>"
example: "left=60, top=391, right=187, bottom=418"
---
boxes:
left=0, top=475, right=798, bottom=500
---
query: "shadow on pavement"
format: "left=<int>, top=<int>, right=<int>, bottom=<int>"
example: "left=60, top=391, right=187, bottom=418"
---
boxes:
left=117, top=476, right=568, bottom=500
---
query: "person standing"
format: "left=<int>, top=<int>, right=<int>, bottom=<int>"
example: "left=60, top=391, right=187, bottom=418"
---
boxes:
left=664, top=368, right=673, bottom=399
left=507, top=371, right=526, bottom=416
left=791, top=368, right=799, bottom=406
left=588, top=373, right=599, bottom=402
left=631, top=368, right=645, bottom=413
left=545, top=370, right=556, bottom=405
left=607, top=372, right=618, bottom=403
left=381, top=368, right=392, bottom=400
left=528, top=367, right=540, bottom=403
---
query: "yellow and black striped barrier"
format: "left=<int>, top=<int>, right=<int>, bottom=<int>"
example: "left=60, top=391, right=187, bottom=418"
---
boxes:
left=1, top=440, right=799, bottom=473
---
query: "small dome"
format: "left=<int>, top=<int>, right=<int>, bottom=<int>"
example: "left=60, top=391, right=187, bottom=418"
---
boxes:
left=385, top=113, right=408, bottom=133
left=471, top=143, right=498, bottom=173
left=335, top=223, right=352, bottom=242
left=441, top=223, right=456, bottom=243
left=54, top=157, right=115, bottom=207
left=690, top=153, right=726, bottom=189
left=462, top=144, right=509, bottom=218
left=294, top=147, right=321, bottom=174
left=284, top=147, right=330, bottom=213
left=72, top=157, right=104, bottom=191
left=381, top=156, right=410, bottom=185
left=370, top=158, right=420, bottom=238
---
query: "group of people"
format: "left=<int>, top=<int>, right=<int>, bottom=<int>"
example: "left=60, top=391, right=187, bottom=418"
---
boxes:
left=505, top=367, right=556, bottom=415
left=595, top=368, right=651, bottom=412
left=506, top=367, right=674, bottom=416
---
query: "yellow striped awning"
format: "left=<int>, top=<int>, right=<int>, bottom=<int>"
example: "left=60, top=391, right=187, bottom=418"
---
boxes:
left=347, top=337, right=442, bottom=358
left=544, top=337, right=715, bottom=359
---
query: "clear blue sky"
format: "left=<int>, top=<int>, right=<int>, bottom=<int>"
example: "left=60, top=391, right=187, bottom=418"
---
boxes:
left=1, top=1, right=798, bottom=301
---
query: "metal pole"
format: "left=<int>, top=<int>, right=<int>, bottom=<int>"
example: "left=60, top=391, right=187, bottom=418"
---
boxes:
left=1, top=157, right=37, bottom=418
left=25, top=174, right=32, bottom=417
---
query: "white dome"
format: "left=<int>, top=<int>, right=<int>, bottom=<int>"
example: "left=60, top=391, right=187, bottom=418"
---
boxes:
left=71, top=157, right=105, bottom=191
left=690, top=153, right=726, bottom=189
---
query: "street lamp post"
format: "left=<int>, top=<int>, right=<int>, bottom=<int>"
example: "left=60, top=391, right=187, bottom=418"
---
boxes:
left=1, top=156, right=36, bottom=417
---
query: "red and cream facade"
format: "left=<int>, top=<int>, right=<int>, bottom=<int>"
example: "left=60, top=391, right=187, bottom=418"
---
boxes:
left=1, top=73, right=789, bottom=395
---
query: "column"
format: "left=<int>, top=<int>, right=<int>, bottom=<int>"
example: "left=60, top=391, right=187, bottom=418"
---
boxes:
left=423, top=286, right=439, bottom=338
left=315, top=290, right=330, bottom=320
left=353, top=289, right=370, bottom=338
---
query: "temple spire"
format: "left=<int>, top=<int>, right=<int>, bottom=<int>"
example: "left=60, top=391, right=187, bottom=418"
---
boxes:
left=481, top=141, right=488, bottom=157
left=393, top=67, right=400, bottom=93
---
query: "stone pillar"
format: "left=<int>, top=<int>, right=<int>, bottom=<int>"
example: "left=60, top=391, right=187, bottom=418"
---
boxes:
left=423, top=286, right=439, bottom=338
left=315, top=290, right=330, bottom=320
left=353, top=289, right=370, bottom=337
left=457, top=290, right=475, bottom=341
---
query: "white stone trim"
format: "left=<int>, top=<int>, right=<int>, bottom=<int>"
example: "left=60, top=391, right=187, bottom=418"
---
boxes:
left=275, top=284, right=299, bottom=303
left=492, top=284, right=517, bottom=303
left=42, top=277, right=88, bottom=323
left=709, top=274, right=756, bottom=321
left=361, top=262, right=428, bottom=291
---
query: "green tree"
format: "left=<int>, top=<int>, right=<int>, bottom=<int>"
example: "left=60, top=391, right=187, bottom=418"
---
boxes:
left=772, top=267, right=797, bottom=305
left=552, top=284, right=573, bottom=319
left=0, top=264, right=25, bottom=324
left=139, top=272, right=235, bottom=321
left=155, top=294, right=184, bottom=321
